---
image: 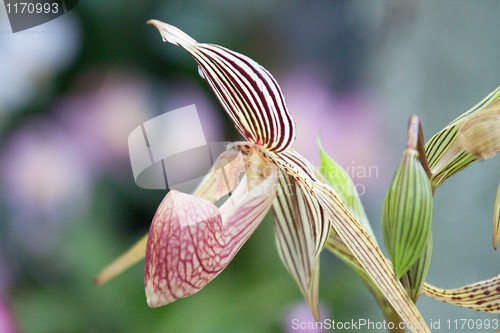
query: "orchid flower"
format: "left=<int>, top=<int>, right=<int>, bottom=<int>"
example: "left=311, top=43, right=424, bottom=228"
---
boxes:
left=95, top=20, right=431, bottom=332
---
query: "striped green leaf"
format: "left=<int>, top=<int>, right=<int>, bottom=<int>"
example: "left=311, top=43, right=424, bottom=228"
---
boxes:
left=148, top=20, right=296, bottom=153
left=383, top=116, right=433, bottom=279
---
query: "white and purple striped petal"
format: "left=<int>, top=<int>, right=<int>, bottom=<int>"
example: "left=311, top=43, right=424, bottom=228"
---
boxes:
left=148, top=20, right=296, bottom=152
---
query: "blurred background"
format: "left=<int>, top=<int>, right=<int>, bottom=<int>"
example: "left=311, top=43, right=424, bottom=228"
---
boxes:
left=1, top=0, right=500, bottom=332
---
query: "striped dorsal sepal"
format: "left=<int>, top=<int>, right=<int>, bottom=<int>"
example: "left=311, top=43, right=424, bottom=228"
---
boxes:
left=148, top=20, right=296, bottom=153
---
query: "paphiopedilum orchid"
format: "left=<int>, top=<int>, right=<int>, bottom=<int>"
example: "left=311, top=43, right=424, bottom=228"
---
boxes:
left=95, top=19, right=432, bottom=332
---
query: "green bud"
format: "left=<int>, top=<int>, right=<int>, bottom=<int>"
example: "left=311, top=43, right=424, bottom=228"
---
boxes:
left=383, top=116, right=433, bottom=279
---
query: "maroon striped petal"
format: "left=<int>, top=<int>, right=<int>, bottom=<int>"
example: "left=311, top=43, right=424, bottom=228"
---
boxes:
left=270, top=150, right=331, bottom=253
left=148, top=20, right=296, bottom=152
left=145, top=167, right=278, bottom=307
left=272, top=170, right=327, bottom=321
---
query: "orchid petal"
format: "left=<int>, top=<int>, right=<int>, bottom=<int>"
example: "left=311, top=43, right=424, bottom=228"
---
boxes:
left=148, top=20, right=296, bottom=152
left=145, top=191, right=222, bottom=307
left=93, top=234, right=148, bottom=286
left=266, top=150, right=331, bottom=251
left=214, top=149, right=249, bottom=200
left=456, top=98, right=500, bottom=160
left=258, top=148, right=430, bottom=332
left=422, top=274, right=500, bottom=313
left=425, top=88, right=500, bottom=250
left=93, top=167, right=220, bottom=285
left=272, top=170, right=326, bottom=321
left=192, top=168, right=217, bottom=202
left=329, top=231, right=500, bottom=314
left=425, top=86, right=500, bottom=188
left=145, top=167, right=278, bottom=307
left=454, top=100, right=500, bottom=249
left=494, top=168, right=500, bottom=250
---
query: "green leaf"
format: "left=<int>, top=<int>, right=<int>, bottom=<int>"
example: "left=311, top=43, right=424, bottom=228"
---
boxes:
left=317, top=136, right=377, bottom=244
left=383, top=116, right=433, bottom=279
